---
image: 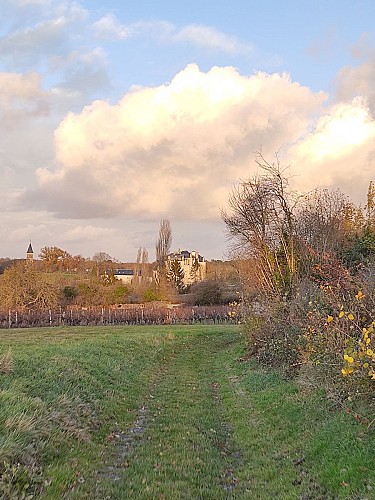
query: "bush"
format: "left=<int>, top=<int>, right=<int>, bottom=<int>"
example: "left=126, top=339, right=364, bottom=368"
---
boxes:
left=110, top=284, right=131, bottom=304
left=190, top=280, right=223, bottom=305
left=63, top=285, right=78, bottom=301
left=142, top=288, right=161, bottom=303
left=243, top=299, right=302, bottom=372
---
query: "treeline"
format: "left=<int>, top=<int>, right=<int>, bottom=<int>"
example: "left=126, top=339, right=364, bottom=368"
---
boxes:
left=223, top=152, right=375, bottom=412
left=0, top=259, right=242, bottom=311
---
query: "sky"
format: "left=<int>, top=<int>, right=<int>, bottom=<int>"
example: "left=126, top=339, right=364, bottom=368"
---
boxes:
left=1, top=0, right=375, bottom=262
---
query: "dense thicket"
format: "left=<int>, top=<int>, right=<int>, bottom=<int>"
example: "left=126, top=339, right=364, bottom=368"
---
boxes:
left=223, top=154, right=375, bottom=411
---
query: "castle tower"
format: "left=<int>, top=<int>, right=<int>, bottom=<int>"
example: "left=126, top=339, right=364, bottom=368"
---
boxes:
left=26, top=241, right=34, bottom=262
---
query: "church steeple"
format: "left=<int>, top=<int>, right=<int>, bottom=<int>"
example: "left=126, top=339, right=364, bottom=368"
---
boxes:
left=26, top=241, right=34, bottom=261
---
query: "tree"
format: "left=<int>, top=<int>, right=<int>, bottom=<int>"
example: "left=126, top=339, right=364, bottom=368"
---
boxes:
left=292, top=187, right=370, bottom=281
left=141, top=247, right=149, bottom=282
left=92, top=252, right=114, bottom=263
left=39, top=246, right=71, bottom=271
left=189, top=255, right=200, bottom=283
left=295, top=189, right=360, bottom=256
left=222, top=152, right=298, bottom=298
left=365, top=180, right=375, bottom=229
left=166, top=258, right=185, bottom=293
left=92, top=252, right=116, bottom=278
left=155, top=219, right=172, bottom=271
left=0, top=262, right=60, bottom=309
left=110, top=284, right=131, bottom=304
left=190, top=280, right=223, bottom=305
left=155, top=219, right=173, bottom=299
left=134, top=247, right=142, bottom=287
left=63, top=286, right=78, bottom=302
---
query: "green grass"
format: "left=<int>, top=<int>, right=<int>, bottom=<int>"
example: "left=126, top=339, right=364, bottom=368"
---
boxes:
left=1, top=325, right=374, bottom=499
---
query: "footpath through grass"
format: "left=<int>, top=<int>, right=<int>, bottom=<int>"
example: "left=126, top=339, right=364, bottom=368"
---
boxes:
left=1, top=325, right=375, bottom=499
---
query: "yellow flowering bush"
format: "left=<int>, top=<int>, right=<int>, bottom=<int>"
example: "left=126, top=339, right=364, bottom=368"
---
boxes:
left=341, top=323, right=375, bottom=379
left=324, top=291, right=375, bottom=381
left=227, top=301, right=240, bottom=323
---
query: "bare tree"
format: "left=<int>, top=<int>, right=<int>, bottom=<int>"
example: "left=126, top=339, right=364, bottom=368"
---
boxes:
left=222, top=152, right=298, bottom=298
left=92, top=252, right=117, bottom=278
left=366, top=180, right=375, bottom=229
left=92, top=252, right=115, bottom=263
left=134, top=247, right=142, bottom=287
left=296, top=188, right=358, bottom=255
left=141, top=247, right=149, bottom=283
left=155, top=219, right=172, bottom=270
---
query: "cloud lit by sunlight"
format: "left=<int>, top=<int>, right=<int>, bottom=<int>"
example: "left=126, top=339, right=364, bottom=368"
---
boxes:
left=32, top=64, right=326, bottom=219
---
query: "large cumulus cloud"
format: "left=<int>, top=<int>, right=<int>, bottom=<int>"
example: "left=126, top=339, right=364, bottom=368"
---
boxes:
left=30, top=64, right=326, bottom=219
left=288, top=98, right=375, bottom=203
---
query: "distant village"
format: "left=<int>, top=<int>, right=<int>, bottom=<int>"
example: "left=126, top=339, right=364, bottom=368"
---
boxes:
left=0, top=240, right=242, bottom=312
left=22, top=242, right=208, bottom=287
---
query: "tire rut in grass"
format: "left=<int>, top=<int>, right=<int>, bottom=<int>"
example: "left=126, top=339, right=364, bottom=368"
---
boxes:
left=211, top=381, right=242, bottom=495
left=96, top=331, right=243, bottom=497
left=96, top=363, right=169, bottom=485
left=97, top=403, right=149, bottom=482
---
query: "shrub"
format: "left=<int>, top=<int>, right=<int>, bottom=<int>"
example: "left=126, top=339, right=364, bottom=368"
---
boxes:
left=243, top=299, right=302, bottom=372
left=110, top=284, right=131, bottom=304
left=142, top=288, right=161, bottom=303
left=190, top=280, right=223, bottom=305
left=63, top=285, right=78, bottom=301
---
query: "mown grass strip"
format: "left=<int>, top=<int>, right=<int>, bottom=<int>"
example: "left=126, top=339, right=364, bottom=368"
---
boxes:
left=0, top=326, right=186, bottom=498
left=212, top=343, right=375, bottom=499
left=97, top=330, right=240, bottom=499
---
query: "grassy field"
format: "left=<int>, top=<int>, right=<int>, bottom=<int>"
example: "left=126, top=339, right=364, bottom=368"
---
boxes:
left=1, top=325, right=375, bottom=499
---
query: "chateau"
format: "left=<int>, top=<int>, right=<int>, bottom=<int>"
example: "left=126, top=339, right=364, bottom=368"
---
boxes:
left=166, top=250, right=206, bottom=286
left=112, top=250, right=206, bottom=287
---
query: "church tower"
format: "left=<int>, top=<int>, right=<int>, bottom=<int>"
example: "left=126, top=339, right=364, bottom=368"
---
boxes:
left=26, top=241, right=34, bottom=262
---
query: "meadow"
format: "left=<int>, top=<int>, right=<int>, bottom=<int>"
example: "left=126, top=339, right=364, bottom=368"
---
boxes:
left=1, top=325, right=374, bottom=499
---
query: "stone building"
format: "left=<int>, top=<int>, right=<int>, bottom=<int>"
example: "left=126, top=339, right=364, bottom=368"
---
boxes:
left=166, top=250, right=206, bottom=286
left=26, top=242, right=34, bottom=262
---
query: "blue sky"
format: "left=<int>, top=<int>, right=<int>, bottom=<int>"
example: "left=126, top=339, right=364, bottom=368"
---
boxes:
left=83, top=0, right=375, bottom=94
left=1, top=0, right=375, bottom=261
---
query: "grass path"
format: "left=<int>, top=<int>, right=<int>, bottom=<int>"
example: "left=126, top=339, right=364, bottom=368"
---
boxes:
left=1, top=325, right=375, bottom=499
left=96, top=331, right=242, bottom=499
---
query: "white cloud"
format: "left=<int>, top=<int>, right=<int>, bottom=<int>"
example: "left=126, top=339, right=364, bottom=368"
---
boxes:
left=8, top=223, right=50, bottom=242
left=24, top=61, right=375, bottom=223
left=64, top=225, right=115, bottom=242
left=29, top=64, right=326, bottom=220
left=9, top=0, right=51, bottom=6
left=286, top=97, right=375, bottom=202
left=0, top=1, right=89, bottom=70
left=0, top=72, right=50, bottom=127
left=336, top=54, right=375, bottom=117
left=172, top=24, right=252, bottom=54
left=92, top=16, right=252, bottom=54
left=292, top=98, right=375, bottom=162
left=0, top=188, right=26, bottom=212
left=92, top=13, right=131, bottom=40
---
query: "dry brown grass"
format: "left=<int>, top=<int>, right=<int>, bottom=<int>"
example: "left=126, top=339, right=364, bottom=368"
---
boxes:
left=0, top=350, right=13, bottom=373
left=5, top=413, right=37, bottom=432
